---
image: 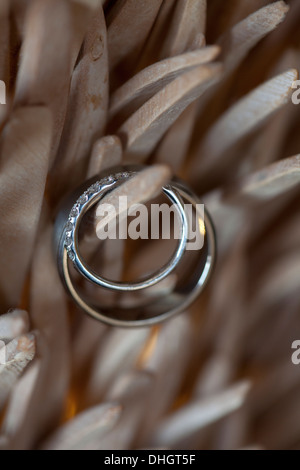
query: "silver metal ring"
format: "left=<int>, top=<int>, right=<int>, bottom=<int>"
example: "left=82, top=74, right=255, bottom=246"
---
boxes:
left=54, top=168, right=188, bottom=292
left=53, top=165, right=216, bottom=327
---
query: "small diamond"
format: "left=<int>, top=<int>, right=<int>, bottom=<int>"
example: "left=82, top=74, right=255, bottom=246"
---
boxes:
left=88, top=182, right=100, bottom=194
left=65, top=236, right=72, bottom=248
left=65, top=220, right=73, bottom=233
left=70, top=204, right=79, bottom=217
left=102, top=176, right=114, bottom=185
left=78, top=193, right=88, bottom=204
left=68, top=251, right=75, bottom=262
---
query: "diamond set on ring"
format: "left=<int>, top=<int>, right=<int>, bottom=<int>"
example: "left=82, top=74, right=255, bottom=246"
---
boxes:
left=63, top=173, right=131, bottom=262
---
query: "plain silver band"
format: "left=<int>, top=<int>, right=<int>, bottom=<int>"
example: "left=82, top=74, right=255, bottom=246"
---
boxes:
left=54, top=165, right=216, bottom=327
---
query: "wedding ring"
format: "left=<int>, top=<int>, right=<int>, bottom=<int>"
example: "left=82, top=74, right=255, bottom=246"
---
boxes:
left=53, top=165, right=216, bottom=327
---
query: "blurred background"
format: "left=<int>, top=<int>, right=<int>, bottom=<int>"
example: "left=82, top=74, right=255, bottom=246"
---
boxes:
left=0, top=0, right=300, bottom=450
